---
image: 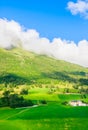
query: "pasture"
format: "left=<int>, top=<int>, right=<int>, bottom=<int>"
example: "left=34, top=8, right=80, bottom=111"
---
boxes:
left=0, top=87, right=88, bottom=130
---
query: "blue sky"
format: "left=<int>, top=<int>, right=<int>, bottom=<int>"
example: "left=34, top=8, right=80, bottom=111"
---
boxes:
left=0, top=0, right=88, bottom=43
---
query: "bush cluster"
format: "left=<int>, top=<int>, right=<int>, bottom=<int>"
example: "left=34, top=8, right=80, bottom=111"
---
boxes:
left=0, top=91, right=33, bottom=108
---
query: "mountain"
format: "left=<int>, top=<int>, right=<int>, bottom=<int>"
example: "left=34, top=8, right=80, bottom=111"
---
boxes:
left=0, top=48, right=88, bottom=87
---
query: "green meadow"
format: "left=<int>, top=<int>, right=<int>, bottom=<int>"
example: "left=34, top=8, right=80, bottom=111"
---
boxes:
left=0, top=101, right=88, bottom=130
left=0, top=88, right=88, bottom=130
left=0, top=48, right=88, bottom=130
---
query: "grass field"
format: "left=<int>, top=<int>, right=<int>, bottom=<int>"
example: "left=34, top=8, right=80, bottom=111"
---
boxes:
left=0, top=118, right=88, bottom=130
left=0, top=91, right=88, bottom=130
left=0, top=102, right=88, bottom=130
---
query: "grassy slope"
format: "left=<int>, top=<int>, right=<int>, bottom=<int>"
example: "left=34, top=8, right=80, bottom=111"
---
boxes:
left=0, top=48, right=88, bottom=86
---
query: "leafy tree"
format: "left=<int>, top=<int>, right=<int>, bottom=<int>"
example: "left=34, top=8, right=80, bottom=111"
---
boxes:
left=79, top=87, right=85, bottom=94
left=64, top=88, right=70, bottom=93
left=85, top=88, right=88, bottom=94
left=3, top=90, right=10, bottom=97
left=9, top=94, right=33, bottom=108
left=73, top=85, right=79, bottom=89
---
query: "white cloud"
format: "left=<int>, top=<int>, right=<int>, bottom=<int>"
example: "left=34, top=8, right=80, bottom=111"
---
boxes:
left=0, top=18, right=88, bottom=67
left=67, top=0, right=88, bottom=19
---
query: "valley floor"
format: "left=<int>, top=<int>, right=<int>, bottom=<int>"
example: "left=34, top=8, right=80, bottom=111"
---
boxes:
left=0, top=102, right=88, bottom=130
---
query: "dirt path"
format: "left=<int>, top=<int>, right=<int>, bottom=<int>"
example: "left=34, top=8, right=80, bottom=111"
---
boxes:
left=5, top=105, right=39, bottom=120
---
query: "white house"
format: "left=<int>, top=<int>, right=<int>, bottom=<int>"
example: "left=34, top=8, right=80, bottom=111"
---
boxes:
left=69, top=100, right=88, bottom=106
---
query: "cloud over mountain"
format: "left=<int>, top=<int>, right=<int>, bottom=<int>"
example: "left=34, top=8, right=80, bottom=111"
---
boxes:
left=0, top=18, right=88, bottom=67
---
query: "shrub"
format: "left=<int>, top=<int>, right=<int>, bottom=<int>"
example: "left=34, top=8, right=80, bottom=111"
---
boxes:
left=64, top=88, right=70, bottom=93
left=20, top=89, right=28, bottom=95
left=73, top=85, right=79, bottom=89
left=62, top=101, right=68, bottom=105
left=40, top=100, right=47, bottom=104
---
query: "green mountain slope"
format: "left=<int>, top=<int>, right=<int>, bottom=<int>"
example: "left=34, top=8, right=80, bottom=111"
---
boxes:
left=0, top=48, right=88, bottom=87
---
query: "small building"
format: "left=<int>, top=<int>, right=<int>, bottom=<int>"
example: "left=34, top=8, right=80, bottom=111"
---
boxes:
left=69, top=100, right=88, bottom=106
